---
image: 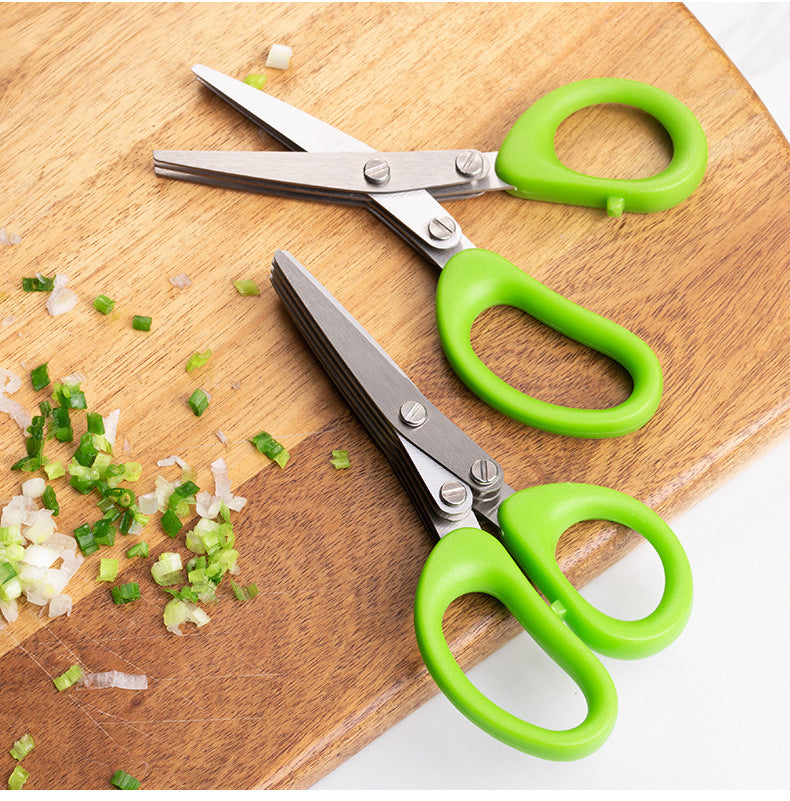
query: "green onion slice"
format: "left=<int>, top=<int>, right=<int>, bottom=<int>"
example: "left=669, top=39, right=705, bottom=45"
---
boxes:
left=249, top=430, right=289, bottom=468
left=110, top=769, right=140, bottom=790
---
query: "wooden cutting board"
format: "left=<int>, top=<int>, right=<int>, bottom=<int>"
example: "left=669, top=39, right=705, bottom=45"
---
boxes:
left=1, top=2, right=789, bottom=790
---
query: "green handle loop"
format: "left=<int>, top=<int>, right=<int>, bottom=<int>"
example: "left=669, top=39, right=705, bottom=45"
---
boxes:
left=414, top=526, right=618, bottom=760
left=435, top=248, right=662, bottom=437
left=497, top=484, right=693, bottom=659
left=495, top=77, right=708, bottom=215
left=413, top=484, right=692, bottom=757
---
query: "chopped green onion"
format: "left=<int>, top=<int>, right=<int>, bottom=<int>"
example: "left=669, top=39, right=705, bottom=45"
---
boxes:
left=151, top=552, right=183, bottom=586
left=86, top=410, right=105, bottom=434
left=41, top=485, right=59, bottom=515
left=329, top=449, right=350, bottom=470
left=30, top=363, right=50, bottom=392
left=233, top=279, right=261, bottom=296
left=230, top=580, right=258, bottom=601
left=97, top=557, right=119, bottom=582
left=185, top=349, right=213, bottom=372
left=8, top=764, right=29, bottom=790
left=0, top=561, right=17, bottom=585
left=110, top=582, right=140, bottom=605
left=160, top=508, right=183, bottom=537
left=43, top=460, right=66, bottom=480
left=21, top=274, right=55, bottom=292
left=93, top=519, right=116, bottom=546
left=188, top=388, right=210, bottom=417
left=132, top=315, right=152, bottom=331
left=73, top=522, right=99, bottom=555
left=249, top=430, right=289, bottom=468
left=9, top=733, right=35, bottom=762
left=93, top=294, right=116, bottom=314
left=53, top=664, right=83, bottom=692
left=125, top=542, right=149, bottom=559
left=243, top=73, right=267, bottom=90
left=110, top=769, right=140, bottom=790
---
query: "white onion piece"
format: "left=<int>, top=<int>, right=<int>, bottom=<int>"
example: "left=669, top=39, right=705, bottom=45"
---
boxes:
left=169, top=272, right=192, bottom=289
left=46, top=275, right=78, bottom=316
left=22, top=477, right=46, bottom=498
left=157, top=454, right=189, bottom=469
left=137, top=491, right=159, bottom=516
left=1, top=599, right=19, bottom=623
left=48, top=594, right=73, bottom=618
left=103, top=408, right=120, bottom=447
left=22, top=544, right=59, bottom=569
left=79, top=670, right=148, bottom=690
left=0, top=368, right=22, bottom=394
left=266, top=43, right=293, bottom=69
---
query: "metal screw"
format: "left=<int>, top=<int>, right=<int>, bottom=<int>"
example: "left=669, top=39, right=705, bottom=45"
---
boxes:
left=399, top=400, right=428, bottom=428
left=470, top=458, right=499, bottom=486
left=363, top=157, right=391, bottom=185
left=439, top=480, right=468, bottom=507
left=455, top=149, right=486, bottom=179
left=428, top=215, right=457, bottom=241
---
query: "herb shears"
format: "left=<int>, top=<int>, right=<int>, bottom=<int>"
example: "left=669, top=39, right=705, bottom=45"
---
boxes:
left=154, top=65, right=708, bottom=438
left=269, top=249, right=693, bottom=760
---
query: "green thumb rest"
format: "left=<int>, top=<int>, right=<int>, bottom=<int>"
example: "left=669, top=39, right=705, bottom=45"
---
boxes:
left=497, top=483, right=693, bottom=659
left=414, top=526, right=618, bottom=760
left=435, top=248, right=663, bottom=437
left=495, top=77, right=708, bottom=215
left=413, top=484, right=692, bottom=758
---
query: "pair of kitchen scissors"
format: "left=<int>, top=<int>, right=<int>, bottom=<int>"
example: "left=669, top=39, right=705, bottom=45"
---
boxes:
left=269, top=249, right=693, bottom=760
left=154, top=65, right=707, bottom=438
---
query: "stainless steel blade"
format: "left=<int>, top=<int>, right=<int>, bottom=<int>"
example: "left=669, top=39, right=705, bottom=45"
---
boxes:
left=153, top=149, right=508, bottom=196
left=185, top=65, right=474, bottom=260
left=269, top=250, right=513, bottom=533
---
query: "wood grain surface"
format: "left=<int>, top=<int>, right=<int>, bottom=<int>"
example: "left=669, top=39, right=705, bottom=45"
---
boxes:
left=1, top=2, right=789, bottom=790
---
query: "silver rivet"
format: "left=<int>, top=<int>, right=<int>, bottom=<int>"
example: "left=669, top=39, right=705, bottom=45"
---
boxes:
left=399, top=400, right=427, bottom=428
left=428, top=215, right=457, bottom=241
left=455, top=149, right=486, bottom=179
left=363, top=157, right=391, bottom=185
left=470, top=458, right=499, bottom=486
left=439, top=480, right=468, bottom=507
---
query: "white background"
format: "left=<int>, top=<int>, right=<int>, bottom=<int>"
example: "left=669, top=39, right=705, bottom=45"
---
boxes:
left=312, top=3, right=790, bottom=792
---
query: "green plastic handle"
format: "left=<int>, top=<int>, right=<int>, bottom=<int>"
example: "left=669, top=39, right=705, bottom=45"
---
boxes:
left=495, top=77, right=708, bottom=216
left=414, top=526, right=618, bottom=760
left=497, top=483, right=693, bottom=659
left=413, top=483, right=693, bottom=758
left=435, top=248, right=662, bottom=437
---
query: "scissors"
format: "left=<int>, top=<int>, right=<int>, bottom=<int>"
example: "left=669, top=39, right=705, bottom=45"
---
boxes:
left=269, top=249, right=693, bottom=760
left=154, top=65, right=707, bottom=438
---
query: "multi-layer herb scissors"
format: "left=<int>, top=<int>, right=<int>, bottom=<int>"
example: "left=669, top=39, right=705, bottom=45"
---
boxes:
left=269, top=249, right=693, bottom=760
left=154, top=65, right=707, bottom=438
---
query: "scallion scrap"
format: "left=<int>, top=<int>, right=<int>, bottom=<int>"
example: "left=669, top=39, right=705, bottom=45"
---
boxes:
left=233, top=279, right=261, bottom=296
left=329, top=449, right=350, bottom=470
left=132, top=315, right=151, bottom=331
left=93, top=294, right=116, bottom=315
left=188, top=388, right=210, bottom=417
left=110, top=582, right=140, bottom=605
left=97, top=557, right=119, bottom=582
left=53, top=664, right=83, bottom=692
left=243, top=73, right=267, bottom=90
left=249, top=430, right=289, bottom=468
left=9, top=733, right=35, bottom=762
left=7, top=764, right=29, bottom=790
left=21, top=274, right=55, bottom=292
left=110, top=769, right=140, bottom=790
left=185, top=349, right=212, bottom=372
left=30, top=363, right=50, bottom=392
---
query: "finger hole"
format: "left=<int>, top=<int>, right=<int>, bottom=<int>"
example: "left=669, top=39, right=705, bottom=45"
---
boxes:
left=555, top=104, right=673, bottom=180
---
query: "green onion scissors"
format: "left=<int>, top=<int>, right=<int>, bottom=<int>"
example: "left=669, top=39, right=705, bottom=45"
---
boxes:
left=270, top=249, right=693, bottom=760
left=154, top=65, right=707, bottom=437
